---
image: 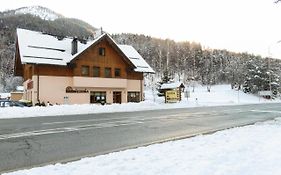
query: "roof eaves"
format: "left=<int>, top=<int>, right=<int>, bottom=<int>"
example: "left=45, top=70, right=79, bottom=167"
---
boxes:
left=134, top=69, right=155, bottom=74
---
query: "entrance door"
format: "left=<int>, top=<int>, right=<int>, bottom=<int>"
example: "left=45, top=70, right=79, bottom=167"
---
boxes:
left=90, top=91, right=106, bottom=104
left=113, top=91, right=122, bottom=104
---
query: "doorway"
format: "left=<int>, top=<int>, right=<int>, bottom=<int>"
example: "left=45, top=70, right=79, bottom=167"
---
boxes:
left=90, top=91, right=106, bottom=104
left=113, top=91, right=122, bottom=104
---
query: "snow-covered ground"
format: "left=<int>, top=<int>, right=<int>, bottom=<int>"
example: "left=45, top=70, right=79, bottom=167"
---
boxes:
left=2, top=84, right=281, bottom=175
left=0, top=93, right=10, bottom=99
left=5, top=118, right=281, bottom=175
left=0, top=84, right=278, bottom=119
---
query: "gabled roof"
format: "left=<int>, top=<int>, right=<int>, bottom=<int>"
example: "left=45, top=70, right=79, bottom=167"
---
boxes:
left=68, top=32, right=137, bottom=69
left=16, top=28, right=155, bottom=73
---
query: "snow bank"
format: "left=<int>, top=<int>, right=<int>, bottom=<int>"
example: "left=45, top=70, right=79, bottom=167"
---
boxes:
left=0, top=93, right=10, bottom=99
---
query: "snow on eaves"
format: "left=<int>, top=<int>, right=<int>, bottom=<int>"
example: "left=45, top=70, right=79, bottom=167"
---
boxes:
left=16, top=28, right=154, bottom=73
left=118, top=45, right=155, bottom=73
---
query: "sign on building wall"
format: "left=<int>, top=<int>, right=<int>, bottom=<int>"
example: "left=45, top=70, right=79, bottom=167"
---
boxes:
left=165, top=90, right=179, bottom=103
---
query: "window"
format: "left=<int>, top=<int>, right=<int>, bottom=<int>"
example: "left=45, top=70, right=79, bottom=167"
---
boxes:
left=99, top=47, right=105, bottom=56
left=90, top=91, right=106, bottom=104
left=105, top=67, right=112, bottom=78
left=81, top=66, right=89, bottom=76
left=93, top=66, right=100, bottom=77
left=127, top=92, right=140, bottom=102
left=115, top=68, right=121, bottom=77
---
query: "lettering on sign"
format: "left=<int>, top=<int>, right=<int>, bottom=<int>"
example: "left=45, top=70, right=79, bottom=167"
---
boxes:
left=66, top=86, right=88, bottom=93
left=165, top=90, right=179, bottom=103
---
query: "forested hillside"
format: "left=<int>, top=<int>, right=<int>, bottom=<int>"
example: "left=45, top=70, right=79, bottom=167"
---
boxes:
left=112, top=33, right=281, bottom=95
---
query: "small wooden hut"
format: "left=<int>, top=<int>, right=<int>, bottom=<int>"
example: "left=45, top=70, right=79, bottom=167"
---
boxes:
left=160, top=82, right=185, bottom=103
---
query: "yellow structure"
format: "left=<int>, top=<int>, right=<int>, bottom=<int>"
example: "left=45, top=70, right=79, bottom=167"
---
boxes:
left=165, top=90, right=179, bottom=103
left=161, top=82, right=185, bottom=103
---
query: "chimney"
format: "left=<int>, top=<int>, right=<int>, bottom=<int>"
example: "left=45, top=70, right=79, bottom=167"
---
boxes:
left=71, top=37, right=78, bottom=55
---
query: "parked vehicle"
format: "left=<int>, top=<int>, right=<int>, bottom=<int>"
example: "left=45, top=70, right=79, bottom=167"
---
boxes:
left=18, top=99, right=32, bottom=107
left=0, top=100, right=26, bottom=107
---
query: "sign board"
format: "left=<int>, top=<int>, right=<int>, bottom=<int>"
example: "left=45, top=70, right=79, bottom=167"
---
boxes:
left=165, top=90, right=179, bottom=103
left=258, top=91, right=272, bottom=96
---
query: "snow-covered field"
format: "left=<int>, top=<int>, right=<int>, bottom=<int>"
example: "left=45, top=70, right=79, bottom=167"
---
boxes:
left=0, top=84, right=278, bottom=119
left=2, top=84, right=281, bottom=175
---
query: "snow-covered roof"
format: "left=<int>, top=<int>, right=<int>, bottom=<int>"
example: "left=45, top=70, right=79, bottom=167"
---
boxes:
left=118, top=45, right=155, bottom=73
left=16, top=86, right=24, bottom=91
left=160, top=82, right=185, bottom=90
left=16, top=28, right=154, bottom=73
left=17, top=28, right=94, bottom=66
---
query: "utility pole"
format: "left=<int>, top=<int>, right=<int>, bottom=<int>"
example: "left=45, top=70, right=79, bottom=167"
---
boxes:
left=267, top=40, right=281, bottom=100
left=268, top=57, right=272, bottom=100
left=192, top=50, right=196, bottom=92
left=166, top=40, right=170, bottom=72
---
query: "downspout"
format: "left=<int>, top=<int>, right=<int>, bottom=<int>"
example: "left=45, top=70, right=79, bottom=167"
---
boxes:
left=36, top=64, right=40, bottom=103
left=140, top=79, right=143, bottom=101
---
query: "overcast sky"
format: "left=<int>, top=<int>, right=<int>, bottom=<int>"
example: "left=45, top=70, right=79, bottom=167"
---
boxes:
left=1, top=0, right=281, bottom=58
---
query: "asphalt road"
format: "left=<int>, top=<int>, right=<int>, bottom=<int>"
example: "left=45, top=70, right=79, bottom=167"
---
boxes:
left=1, top=103, right=281, bottom=173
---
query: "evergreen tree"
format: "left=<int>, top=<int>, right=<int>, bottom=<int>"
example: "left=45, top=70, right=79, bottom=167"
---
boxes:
left=156, top=70, right=173, bottom=97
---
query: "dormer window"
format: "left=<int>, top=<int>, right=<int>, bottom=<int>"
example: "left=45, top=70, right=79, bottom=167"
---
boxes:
left=99, top=47, right=105, bottom=56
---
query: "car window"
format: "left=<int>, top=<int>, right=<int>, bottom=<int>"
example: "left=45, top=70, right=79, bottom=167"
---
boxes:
left=0, top=101, right=26, bottom=107
left=4, top=102, right=11, bottom=107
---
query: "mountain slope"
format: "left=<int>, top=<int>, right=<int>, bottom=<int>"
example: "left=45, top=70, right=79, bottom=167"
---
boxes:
left=0, top=6, right=63, bottom=21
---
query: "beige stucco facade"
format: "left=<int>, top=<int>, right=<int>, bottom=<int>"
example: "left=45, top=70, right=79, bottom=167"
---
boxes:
left=23, top=75, right=143, bottom=105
